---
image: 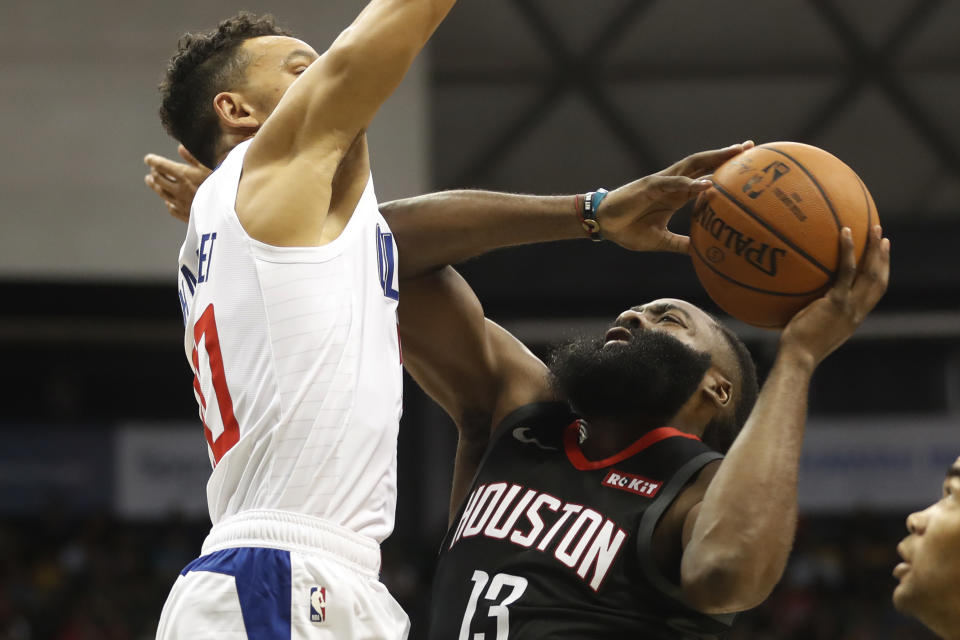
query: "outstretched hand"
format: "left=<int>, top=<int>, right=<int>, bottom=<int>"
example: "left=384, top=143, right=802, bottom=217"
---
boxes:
left=600, top=141, right=754, bottom=253
left=144, top=145, right=211, bottom=223
left=780, top=224, right=890, bottom=369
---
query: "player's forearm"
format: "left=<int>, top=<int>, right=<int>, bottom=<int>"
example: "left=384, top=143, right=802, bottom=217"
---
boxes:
left=337, top=0, right=457, bottom=67
left=681, top=347, right=815, bottom=613
left=286, top=0, right=458, bottom=152
left=382, top=190, right=586, bottom=278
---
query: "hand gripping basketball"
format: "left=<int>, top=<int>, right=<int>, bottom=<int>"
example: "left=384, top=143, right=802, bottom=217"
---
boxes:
left=689, top=142, right=877, bottom=328
left=599, top=142, right=754, bottom=253
left=779, top=224, right=890, bottom=369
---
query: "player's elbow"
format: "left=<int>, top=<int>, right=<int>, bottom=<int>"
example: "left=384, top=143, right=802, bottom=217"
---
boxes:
left=680, top=549, right=778, bottom=614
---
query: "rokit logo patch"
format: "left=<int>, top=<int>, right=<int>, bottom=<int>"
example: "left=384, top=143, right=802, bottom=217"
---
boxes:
left=602, top=469, right=662, bottom=498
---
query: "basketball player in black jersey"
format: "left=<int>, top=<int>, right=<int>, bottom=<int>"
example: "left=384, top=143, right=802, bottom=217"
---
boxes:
left=399, top=241, right=888, bottom=637
left=389, top=186, right=888, bottom=636
left=144, top=142, right=890, bottom=636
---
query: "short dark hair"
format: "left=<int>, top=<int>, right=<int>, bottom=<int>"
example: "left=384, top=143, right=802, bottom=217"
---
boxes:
left=158, top=12, right=292, bottom=169
left=702, top=319, right=760, bottom=453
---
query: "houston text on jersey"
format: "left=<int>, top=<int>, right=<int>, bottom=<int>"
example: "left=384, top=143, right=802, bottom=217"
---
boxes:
left=449, top=482, right=628, bottom=591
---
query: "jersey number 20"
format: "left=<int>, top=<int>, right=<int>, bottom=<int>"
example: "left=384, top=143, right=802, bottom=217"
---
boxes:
left=192, top=304, right=240, bottom=465
left=459, top=570, right=528, bottom=640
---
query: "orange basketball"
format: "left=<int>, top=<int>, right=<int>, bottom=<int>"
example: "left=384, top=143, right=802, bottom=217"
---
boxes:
left=689, top=142, right=878, bottom=328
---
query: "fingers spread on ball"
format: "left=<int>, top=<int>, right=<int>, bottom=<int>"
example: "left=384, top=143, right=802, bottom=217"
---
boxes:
left=834, top=227, right=857, bottom=292
left=672, top=142, right=752, bottom=178
left=652, top=175, right=712, bottom=195
left=852, top=225, right=890, bottom=308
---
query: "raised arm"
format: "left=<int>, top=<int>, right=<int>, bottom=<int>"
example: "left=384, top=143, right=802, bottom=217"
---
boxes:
left=383, top=143, right=752, bottom=278
left=145, top=141, right=750, bottom=261
left=252, top=0, right=455, bottom=162
left=679, top=225, right=891, bottom=613
left=236, top=0, right=458, bottom=245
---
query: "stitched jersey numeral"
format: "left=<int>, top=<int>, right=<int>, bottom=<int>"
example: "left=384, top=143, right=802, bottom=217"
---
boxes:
left=191, top=304, right=240, bottom=464
left=458, top=570, right=528, bottom=640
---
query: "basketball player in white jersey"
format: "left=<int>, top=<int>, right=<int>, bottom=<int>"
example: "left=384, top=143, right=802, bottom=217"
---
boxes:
left=152, top=4, right=456, bottom=638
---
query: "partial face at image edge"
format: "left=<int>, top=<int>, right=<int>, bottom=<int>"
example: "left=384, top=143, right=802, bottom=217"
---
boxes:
left=893, top=456, right=960, bottom=639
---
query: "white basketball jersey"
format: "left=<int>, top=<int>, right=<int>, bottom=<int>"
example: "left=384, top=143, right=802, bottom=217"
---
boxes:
left=176, top=140, right=403, bottom=543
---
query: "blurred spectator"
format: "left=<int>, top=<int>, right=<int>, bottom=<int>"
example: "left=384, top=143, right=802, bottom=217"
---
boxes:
left=891, top=458, right=960, bottom=639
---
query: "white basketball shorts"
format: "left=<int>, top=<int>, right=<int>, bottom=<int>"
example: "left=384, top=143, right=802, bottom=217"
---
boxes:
left=156, top=510, right=409, bottom=640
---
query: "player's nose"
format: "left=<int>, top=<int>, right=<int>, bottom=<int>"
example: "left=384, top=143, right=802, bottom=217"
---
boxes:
left=906, top=509, right=927, bottom=535
left=615, top=309, right=649, bottom=331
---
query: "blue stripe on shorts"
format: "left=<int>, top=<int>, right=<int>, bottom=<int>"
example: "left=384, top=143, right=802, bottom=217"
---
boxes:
left=182, top=547, right=291, bottom=640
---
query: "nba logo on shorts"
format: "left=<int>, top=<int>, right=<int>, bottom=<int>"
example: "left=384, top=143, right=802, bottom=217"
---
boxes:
left=310, top=587, right=326, bottom=623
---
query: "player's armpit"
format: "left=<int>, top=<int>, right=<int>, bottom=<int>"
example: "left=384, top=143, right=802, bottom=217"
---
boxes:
left=398, top=267, right=553, bottom=518
left=400, top=267, right=554, bottom=521
left=448, top=420, right=491, bottom=525
left=677, top=463, right=720, bottom=552
left=399, top=267, right=555, bottom=438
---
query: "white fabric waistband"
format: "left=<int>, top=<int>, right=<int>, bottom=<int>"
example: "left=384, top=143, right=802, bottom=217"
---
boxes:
left=201, top=510, right=382, bottom=578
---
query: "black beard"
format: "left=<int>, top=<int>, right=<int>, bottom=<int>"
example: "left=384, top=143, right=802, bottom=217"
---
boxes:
left=547, top=329, right=712, bottom=427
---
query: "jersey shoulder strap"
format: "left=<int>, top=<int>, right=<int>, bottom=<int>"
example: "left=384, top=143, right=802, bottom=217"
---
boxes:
left=634, top=442, right=730, bottom=627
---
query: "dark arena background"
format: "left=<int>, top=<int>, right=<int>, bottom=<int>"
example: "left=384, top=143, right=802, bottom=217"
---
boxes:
left=1, top=1, right=957, bottom=638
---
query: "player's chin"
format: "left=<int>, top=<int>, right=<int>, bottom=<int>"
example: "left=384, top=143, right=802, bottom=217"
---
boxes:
left=890, top=580, right=915, bottom=615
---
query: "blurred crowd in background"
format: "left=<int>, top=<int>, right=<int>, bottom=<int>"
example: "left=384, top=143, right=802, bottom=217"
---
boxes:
left=0, top=510, right=937, bottom=640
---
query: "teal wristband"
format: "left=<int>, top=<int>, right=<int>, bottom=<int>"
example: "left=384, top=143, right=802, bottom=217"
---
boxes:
left=582, top=188, right=608, bottom=241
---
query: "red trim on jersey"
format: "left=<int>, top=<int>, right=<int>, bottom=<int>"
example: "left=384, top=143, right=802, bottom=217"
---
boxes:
left=563, top=421, right=701, bottom=471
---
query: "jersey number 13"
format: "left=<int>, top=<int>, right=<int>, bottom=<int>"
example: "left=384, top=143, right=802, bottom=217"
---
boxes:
left=459, top=570, right=529, bottom=640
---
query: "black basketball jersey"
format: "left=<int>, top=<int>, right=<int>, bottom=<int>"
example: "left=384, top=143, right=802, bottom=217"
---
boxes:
left=428, top=402, right=734, bottom=639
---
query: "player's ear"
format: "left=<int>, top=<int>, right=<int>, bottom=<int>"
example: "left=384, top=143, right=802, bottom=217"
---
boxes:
left=213, top=91, right=261, bottom=130
left=701, top=368, right=732, bottom=410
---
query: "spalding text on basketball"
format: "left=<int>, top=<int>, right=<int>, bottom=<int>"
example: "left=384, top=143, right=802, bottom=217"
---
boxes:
left=694, top=202, right=788, bottom=277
